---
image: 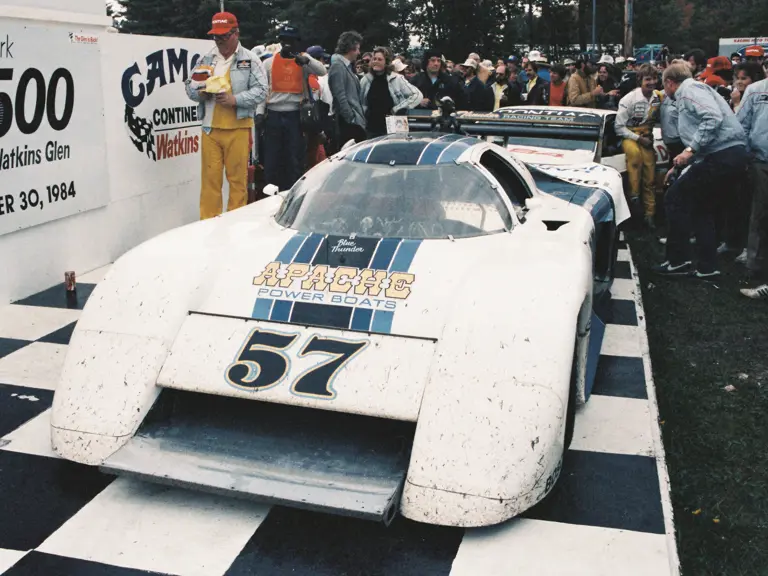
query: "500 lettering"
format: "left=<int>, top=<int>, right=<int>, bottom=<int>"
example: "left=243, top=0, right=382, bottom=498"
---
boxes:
left=16, top=181, right=76, bottom=211
left=0, top=68, right=74, bottom=138
left=225, top=329, right=368, bottom=399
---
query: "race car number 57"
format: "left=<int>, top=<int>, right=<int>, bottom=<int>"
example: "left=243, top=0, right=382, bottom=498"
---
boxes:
left=225, top=329, right=368, bottom=399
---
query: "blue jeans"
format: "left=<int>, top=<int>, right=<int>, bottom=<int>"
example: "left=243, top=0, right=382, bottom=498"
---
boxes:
left=264, top=110, right=304, bottom=191
left=665, top=145, right=749, bottom=273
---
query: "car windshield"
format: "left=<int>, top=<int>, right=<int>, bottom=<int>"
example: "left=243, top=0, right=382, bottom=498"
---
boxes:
left=275, top=160, right=513, bottom=239
left=500, top=136, right=596, bottom=152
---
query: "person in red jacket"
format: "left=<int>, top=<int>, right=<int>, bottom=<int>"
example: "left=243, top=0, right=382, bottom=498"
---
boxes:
left=549, top=64, right=567, bottom=106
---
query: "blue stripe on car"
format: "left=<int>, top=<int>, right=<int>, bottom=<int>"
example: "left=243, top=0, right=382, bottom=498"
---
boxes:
left=293, top=233, right=325, bottom=264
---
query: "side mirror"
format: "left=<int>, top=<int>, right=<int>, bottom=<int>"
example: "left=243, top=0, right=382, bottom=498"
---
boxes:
left=263, top=184, right=279, bottom=196
left=525, top=197, right=544, bottom=211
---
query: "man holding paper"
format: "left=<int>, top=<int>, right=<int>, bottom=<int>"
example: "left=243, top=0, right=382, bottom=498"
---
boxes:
left=186, top=12, right=268, bottom=220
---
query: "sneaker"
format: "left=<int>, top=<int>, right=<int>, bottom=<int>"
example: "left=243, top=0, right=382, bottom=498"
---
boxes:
left=658, top=237, right=667, bottom=245
left=740, top=284, right=768, bottom=299
left=652, top=261, right=693, bottom=276
left=717, top=242, right=729, bottom=254
left=693, top=269, right=722, bottom=279
left=735, top=249, right=748, bottom=264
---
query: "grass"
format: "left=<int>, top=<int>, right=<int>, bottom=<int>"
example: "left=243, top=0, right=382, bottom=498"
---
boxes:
left=629, top=230, right=768, bottom=576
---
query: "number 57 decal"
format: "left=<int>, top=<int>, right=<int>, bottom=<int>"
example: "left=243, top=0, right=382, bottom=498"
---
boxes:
left=225, top=329, right=369, bottom=399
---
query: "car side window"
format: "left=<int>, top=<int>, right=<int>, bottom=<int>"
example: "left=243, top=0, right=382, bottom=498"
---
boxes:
left=478, top=151, right=532, bottom=207
left=601, top=114, right=622, bottom=158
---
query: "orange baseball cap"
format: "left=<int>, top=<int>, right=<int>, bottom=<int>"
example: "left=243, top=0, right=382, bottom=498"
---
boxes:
left=208, top=12, right=238, bottom=35
left=700, top=56, right=731, bottom=81
left=745, top=45, right=765, bottom=58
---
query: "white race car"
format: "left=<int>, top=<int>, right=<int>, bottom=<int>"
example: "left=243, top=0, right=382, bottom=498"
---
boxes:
left=417, top=106, right=670, bottom=180
left=51, top=133, right=628, bottom=528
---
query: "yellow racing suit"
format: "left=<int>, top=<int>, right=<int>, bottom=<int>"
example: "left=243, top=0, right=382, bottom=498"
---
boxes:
left=615, top=88, right=663, bottom=217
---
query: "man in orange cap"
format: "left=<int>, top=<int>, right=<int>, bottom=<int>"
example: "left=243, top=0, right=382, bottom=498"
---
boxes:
left=744, top=45, right=765, bottom=67
left=699, top=56, right=732, bottom=88
left=185, top=12, right=268, bottom=220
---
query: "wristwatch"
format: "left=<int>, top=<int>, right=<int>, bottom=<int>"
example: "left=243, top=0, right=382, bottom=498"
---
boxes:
left=685, top=146, right=695, bottom=154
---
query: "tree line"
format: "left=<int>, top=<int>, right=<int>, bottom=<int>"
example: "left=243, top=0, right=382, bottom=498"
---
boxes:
left=113, top=0, right=768, bottom=59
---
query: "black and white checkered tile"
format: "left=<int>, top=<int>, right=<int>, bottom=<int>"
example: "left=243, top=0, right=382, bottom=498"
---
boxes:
left=0, top=250, right=680, bottom=576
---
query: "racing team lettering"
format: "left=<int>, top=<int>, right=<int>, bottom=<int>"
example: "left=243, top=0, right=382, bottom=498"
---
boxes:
left=253, top=262, right=415, bottom=300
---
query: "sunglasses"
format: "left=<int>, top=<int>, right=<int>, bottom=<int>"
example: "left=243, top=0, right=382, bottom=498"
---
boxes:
left=211, top=31, right=235, bottom=41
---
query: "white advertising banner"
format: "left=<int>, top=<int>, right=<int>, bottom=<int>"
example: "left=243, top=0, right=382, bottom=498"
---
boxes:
left=100, top=33, right=212, bottom=202
left=0, top=22, right=109, bottom=236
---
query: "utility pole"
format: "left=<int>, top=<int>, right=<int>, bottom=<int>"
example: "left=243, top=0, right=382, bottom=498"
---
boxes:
left=220, top=0, right=225, bottom=11
left=624, top=0, right=633, bottom=57
left=591, top=0, right=596, bottom=55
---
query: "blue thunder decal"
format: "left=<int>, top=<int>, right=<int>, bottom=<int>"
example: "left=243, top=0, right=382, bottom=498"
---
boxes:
left=251, top=234, right=422, bottom=334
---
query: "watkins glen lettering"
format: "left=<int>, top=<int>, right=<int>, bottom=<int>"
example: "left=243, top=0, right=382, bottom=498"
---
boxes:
left=121, top=48, right=202, bottom=162
left=0, top=141, right=70, bottom=171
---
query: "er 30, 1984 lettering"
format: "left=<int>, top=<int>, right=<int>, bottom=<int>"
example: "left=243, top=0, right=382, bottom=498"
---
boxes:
left=0, top=181, right=77, bottom=216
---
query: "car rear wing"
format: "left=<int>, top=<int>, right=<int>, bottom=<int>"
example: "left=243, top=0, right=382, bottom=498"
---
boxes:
left=405, top=107, right=603, bottom=142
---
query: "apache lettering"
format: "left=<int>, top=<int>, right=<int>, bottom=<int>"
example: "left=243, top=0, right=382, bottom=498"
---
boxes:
left=253, top=262, right=415, bottom=300
left=0, top=145, right=42, bottom=171
left=122, top=48, right=201, bottom=109
left=155, top=130, right=199, bottom=160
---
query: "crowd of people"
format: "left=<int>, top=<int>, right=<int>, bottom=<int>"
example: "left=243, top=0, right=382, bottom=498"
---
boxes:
left=186, top=11, right=768, bottom=301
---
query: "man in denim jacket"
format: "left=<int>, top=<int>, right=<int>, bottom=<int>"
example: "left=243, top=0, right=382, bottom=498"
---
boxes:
left=653, top=61, right=747, bottom=278
left=185, top=12, right=267, bottom=220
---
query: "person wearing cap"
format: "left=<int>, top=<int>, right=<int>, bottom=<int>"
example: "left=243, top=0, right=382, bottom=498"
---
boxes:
left=185, top=12, right=268, bottom=220
left=506, top=55, right=526, bottom=87
left=359, top=47, right=423, bottom=138
left=732, top=52, right=743, bottom=67
left=255, top=25, right=326, bottom=192
left=626, top=57, right=637, bottom=71
left=567, top=58, right=601, bottom=108
left=699, top=56, right=732, bottom=89
left=653, top=62, right=748, bottom=278
left=737, top=73, right=768, bottom=299
left=329, top=31, right=366, bottom=146
left=598, top=54, right=614, bottom=66
left=410, top=49, right=467, bottom=110
left=615, top=64, right=663, bottom=228
left=458, top=58, right=494, bottom=112
left=744, top=45, right=765, bottom=66
left=562, top=58, right=576, bottom=82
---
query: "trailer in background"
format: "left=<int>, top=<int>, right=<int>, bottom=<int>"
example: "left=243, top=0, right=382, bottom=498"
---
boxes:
left=718, top=37, right=768, bottom=58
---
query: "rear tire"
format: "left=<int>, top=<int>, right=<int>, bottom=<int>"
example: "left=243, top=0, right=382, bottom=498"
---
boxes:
left=564, top=348, right=578, bottom=450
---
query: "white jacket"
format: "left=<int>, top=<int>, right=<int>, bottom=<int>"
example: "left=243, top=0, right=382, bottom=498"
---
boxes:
left=615, top=87, right=662, bottom=141
left=360, top=72, right=423, bottom=115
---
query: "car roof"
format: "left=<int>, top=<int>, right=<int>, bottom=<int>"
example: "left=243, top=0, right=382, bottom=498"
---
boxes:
left=340, top=133, right=482, bottom=166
